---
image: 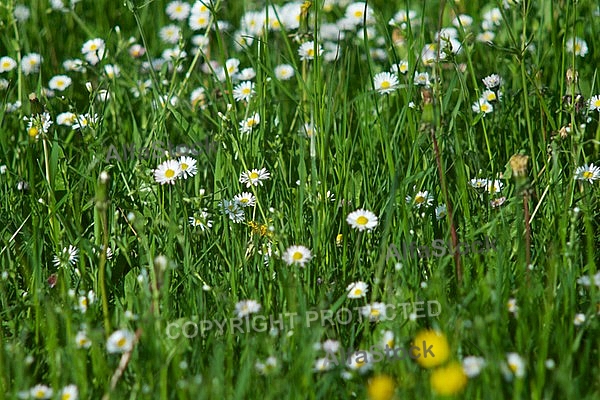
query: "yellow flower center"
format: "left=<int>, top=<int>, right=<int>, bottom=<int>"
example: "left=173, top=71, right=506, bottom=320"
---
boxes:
left=292, top=251, right=303, bottom=260
left=594, top=99, right=600, bottom=107
left=509, top=363, right=518, bottom=373
left=165, top=169, right=176, bottom=178
left=242, top=88, right=251, bottom=94
left=240, top=198, right=249, bottom=204
left=381, top=81, right=390, bottom=89
left=371, top=309, right=380, bottom=316
left=583, top=171, right=593, bottom=179
left=574, top=44, right=581, bottom=53
left=117, top=337, right=127, bottom=348
left=90, top=44, right=98, bottom=51
left=28, top=126, right=39, bottom=138
left=307, top=48, right=314, bottom=57
left=62, top=393, right=72, bottom=400
left=356, top=216, right=368, bottom=225
left=250, top=172, right=259, bottom=180
left=180, top=163, right=188, bottom=170
left=354, top=11, right=363, bottom=18
left=354, top=289, right=363, bottom=296
left=415, top=195, right=425, bottom=203
left=2, top=61, right=10, bottom=68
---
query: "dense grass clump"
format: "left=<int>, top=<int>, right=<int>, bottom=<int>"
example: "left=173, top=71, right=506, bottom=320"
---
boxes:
left=0, top=0, right=599, bottom=399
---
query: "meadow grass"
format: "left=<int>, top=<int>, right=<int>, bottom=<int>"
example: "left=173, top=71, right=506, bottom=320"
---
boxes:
left=0, top=0, right=599, bottom=399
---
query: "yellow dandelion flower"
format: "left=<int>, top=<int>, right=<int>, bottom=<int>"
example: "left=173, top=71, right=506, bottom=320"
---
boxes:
left=368, top=375, right=395, bottom=400
left=430, top=362, right=468, bottom=395
left=413, top=329, right=450, bottom=368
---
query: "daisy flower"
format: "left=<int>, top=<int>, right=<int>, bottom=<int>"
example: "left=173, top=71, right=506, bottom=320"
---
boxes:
left=373, top=72, right=399, bottom=95
left=347, top=350, right=373, bottom=373
left=314, top=357, right=335, bottom=372
left=13, top=5, right=30, bottom=21
left=575, top=163, right=600, bottom=183
left=239, top=167, right=270, bottom=187
left=225, top=58, right=240, bottom=76
left=507, top=298, right=518, bottom=315
left=60, top=385, right=78, bottom=400
left=469, top=178, right=487, bottom=189
left=472, top=98, right=493, bottom=114
left=233, top=192, right=256, bottom=207
left=486, top=179, right=503, bottom=194
left=48, top=75, right=72, bottom=91
left=154, top=159, right=181, bottom=185
left=63, top=58, right=85, bottom=72
left=589, top=95, right=600, bottom=111
left=347, top=281, right=368, bottom=299
left=389, top=9, right=417, bottom=29
left=52, top=245, right=79, bottom=268
left=232, top=81, right=255, bottom=102
left=574, top=313, right=586, bottom=326
left=71, top=113, right=99, bottom=130
left=452, top=14, right=473, bottom=28
left=414, top=71, right=430, bottom=86
left=282, top=245, right=312, bottom=267
left=491, top=196, right=507, bottom=208
left=21, top=53, right=43, bottom=75
left=566, top=37, right=588, bottom=57
left=234, top=67, right=254, bottom=81
left=189, top=209, right=213, bottom=231
left=235, top=299, right=261, bottom=318
left=346, top=209, right=378, bottom=231
left=462, top=356, right=486, bottom=377
left=78, top=296, right=89, bottom=313
left=159, top=24, right=181, bottom=44
left=255, top=356, right=278, bottom=375
left=29, top=384, right=53, bottom=399
left=298, top=41, right=323, bottom=61
left=220, top=199, right=245, bottom=223
left=360, top=302, right=387, bottom=322
left=322, top=339, right=340, bottom=353
left=381, top=330, right=395, bottom=350
left=239, top=112, right=260, bottom=134
left=189, top=10, right=211, bottom=30
left=406, top=191, right=434, bottom=209
left=482, top=73, right=502, bottom=89
left=505, top=353, right=525, bottom=378
left=477, top=31, right=496, bottom=43
left=75, top=330, right=92, bottom=348
left=106, top=329, right=135, bottom=353
left=0, top=56, right=17, bottom=73
left=435, top=204, right=447, bottom=220
left=178, top=156, right=197, bottom=179
left=24, top=112, right=53, bottom=140
left=481, top=89, right=500, bottom=102
left=81, top=38, right=105, bottom=65
left=274, top=64, right=295, bottom=80
left=391, top=60, right=409, bottom=74
left=104, top=64, right=120, bottom=78
left=166, top=0, right=191, bottom=21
